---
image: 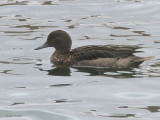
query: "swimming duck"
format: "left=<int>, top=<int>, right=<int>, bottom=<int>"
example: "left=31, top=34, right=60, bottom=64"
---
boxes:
left=35, top=30, right=153, bottom=68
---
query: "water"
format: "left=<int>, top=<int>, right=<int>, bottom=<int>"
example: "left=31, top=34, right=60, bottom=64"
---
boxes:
left=0, top=109, right=77, bottom=120
left=0, top=0, right=160, bottom=120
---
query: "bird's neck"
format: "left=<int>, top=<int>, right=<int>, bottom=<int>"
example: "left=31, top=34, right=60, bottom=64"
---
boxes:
left=54, top=49, right=70, bottom=55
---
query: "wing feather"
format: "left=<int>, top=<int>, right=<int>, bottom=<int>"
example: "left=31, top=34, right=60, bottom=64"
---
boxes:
left=70, top=45, right=141, bottom=62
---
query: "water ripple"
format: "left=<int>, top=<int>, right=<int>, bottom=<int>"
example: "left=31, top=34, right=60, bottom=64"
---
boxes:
left=0, top=109, right=78, bottom=120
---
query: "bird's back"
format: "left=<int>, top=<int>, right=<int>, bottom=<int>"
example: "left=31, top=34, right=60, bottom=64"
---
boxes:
left=70, top=44, right=141, bottom=61
left=70, top=45, right=152, bottom=68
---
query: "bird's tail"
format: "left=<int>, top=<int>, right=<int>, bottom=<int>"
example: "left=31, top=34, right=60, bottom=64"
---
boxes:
left=135, top=56, right=154, bottom=62
left=132, top=56, right=154, bottom=67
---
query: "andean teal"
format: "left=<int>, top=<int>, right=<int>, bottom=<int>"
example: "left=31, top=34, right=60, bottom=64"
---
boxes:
left=35, top=30, right=153, bottom=68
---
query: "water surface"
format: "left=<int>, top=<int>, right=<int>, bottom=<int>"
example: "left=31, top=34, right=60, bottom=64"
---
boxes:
left=0, top=0, right=160, bottom=120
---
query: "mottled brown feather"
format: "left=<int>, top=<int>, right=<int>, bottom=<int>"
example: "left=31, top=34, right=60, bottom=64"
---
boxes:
left=70, top=45, right=141, bottom=62
left=35, top=30, right=153, bottom=68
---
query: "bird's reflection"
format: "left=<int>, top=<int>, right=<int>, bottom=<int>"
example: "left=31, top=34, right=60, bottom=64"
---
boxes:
left=36, top=66, right=71, bottom=76
left=74, top=67, right=119, bottom=76
left=47, top=67, right=71, bottom=76
left=73, top=66, right=139, bottom=78
left=35, top=64, right=142, bottom=78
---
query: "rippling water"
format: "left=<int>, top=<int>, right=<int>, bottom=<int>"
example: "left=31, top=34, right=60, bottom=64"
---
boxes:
left=0, top=0, right=160, bottom=120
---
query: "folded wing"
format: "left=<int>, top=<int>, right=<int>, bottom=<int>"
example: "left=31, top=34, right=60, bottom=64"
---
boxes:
left=70, top=45, right=141, bottom=61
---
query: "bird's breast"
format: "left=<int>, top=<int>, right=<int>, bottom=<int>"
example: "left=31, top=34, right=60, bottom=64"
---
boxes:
left=50, top=54, right=73, bottom=65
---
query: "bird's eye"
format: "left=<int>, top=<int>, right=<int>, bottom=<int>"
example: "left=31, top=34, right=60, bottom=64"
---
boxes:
left=49, top=35, right=55, bottom=39
left=52, top=36, right=55, bottom=38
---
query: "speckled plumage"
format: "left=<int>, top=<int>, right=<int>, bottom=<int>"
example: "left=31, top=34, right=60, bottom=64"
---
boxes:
left=35, top=30, right=153, bottom=68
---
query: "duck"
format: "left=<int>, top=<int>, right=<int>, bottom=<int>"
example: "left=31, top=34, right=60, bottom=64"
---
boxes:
left=34, top=30, right=153, bottom=68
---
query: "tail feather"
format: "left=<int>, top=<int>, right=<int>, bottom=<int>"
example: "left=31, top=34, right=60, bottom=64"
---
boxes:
left=134, top=56, right=154, bottom=62
left=131, top=56, right=154, bottom=67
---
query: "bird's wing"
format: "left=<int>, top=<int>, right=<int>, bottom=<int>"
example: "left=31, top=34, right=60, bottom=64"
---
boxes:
left=70, top=45, right=141, bottom=61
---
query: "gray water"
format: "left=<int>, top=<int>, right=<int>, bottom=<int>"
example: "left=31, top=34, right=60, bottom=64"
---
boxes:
left=0, top=0, right=160, bottom=120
